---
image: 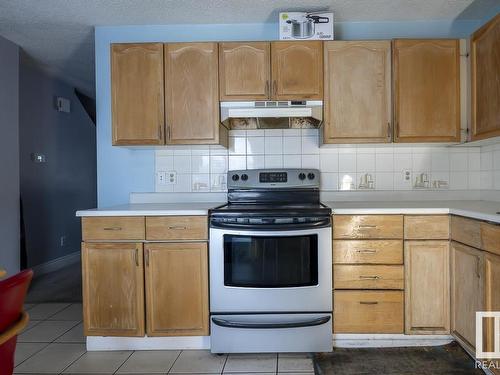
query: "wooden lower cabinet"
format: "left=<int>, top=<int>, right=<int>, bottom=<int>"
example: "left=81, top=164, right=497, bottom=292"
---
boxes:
left=145, top=242, right=209, bottom=336
left=82, top=242, right=145, bottom=336
left=451, top=241, right=484, bottom=351
left=405, top=241, right=450, bottom=334
left=334, top=290, right=404, bottom=333
left=485, top=253, right=500, bottom=355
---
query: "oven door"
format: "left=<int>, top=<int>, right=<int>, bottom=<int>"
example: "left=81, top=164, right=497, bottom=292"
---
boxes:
left=209, top=226, right=332, bottom=313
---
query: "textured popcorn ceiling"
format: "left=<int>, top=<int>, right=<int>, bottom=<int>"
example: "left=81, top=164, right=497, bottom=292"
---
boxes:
left=0, top=0, right=496, bottom=96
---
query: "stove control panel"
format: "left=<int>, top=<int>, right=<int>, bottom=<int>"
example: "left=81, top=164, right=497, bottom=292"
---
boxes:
left=228, top=169, right=320, bottom=189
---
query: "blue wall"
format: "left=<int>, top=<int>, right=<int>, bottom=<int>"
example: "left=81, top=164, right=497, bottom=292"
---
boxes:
left=96, top=19, right=485, bottom=207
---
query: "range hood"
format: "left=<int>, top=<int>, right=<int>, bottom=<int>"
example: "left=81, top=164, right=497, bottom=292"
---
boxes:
left=220, top=101, right=323, bottom=129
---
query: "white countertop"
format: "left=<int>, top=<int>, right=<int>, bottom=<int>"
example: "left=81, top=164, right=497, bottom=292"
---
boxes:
left=76, top=202, right=225, bottom=217
left=326, top=200, right=500, bottom=223
left=76, top=200, right=500, bottom=224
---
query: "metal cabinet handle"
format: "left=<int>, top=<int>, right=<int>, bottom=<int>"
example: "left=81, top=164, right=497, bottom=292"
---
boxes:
left=103, top=227, right=122, bottom=231
left=475, top=255, right=481, bottom=279
left=358, top=224, right=377, bottom=229
left=387, top=122, right=392, bottom=139
left=360, top=301, right=379, bottom=305
left=359, top=275, right=380, bottom=280
left=265, top=80, right=270, bottom=97
left=356, top=249, right=377, bottom=254
left=168, top=226, right=187, bottom=230
left=166, top=126, right=171, bottom=141
left=134, top=248, right=139, bottom=267
left=158, top=124, right=163, bottom=140
left=212, top=315, right=330, bottom=329
left=273, top=80, right=277, bottom=97
left=145, top=249, right=150, bottom=267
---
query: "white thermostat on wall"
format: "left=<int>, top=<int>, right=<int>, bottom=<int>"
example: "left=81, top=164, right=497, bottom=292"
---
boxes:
left=55, top=96, right=71, bottom=113
left=279, top=11, right=334, bottom=40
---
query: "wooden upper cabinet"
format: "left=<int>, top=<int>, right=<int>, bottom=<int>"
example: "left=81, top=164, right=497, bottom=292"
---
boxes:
left=145, top=242, right=209, bottom=336
left=82, top=242, right=145, bottom=337
left=393, top=39, right=460, bottom=142
left=323, top=41, right=392, bottom=143
left=405, top=241, right=450, bottom=335
left=219, top=42, right=271, bottom=100
left=271, top=41, right=323, bottom=100
left=164, top=43, right=222, bottom=145
left=471, top=14, right=500, bottom=141
left=111, top=43, right=165, bottom=145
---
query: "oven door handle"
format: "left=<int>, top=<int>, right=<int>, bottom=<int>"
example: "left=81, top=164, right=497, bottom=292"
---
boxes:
left=211, top=315, right=331, bottom=329
left=210, top=218, right=331, bottom=230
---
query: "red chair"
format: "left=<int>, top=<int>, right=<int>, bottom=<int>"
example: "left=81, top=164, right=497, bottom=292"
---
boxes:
left=0, top=269, right=33, bottom=375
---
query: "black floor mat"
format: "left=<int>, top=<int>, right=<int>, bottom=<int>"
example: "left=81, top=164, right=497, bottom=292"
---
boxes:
left=314, top=342, right=484, bottom=375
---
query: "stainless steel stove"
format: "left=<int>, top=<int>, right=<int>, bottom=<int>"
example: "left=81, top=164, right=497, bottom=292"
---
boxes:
left=209, top=169, right=333, bottom=353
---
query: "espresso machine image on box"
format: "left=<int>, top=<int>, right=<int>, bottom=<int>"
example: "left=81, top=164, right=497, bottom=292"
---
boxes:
left=279, top=12, right=334, bottom=40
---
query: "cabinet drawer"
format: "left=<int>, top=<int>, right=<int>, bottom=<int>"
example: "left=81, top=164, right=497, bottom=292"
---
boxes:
left=333, top=240, right=403, bottom=264
left=333, top=265, right=404, bottom=289
left=481, top=222, right=500, bottom=256
left=333, top=215, right=403, bottom=239
left=451, top=215, right=481, bottom=249
left=404, top=215, right=450, bottom=239
left=146, top=216, right=208, bottom=240
left=82, top=217, right=145, bottom=241
left=334, top=290, right=404, bottom=333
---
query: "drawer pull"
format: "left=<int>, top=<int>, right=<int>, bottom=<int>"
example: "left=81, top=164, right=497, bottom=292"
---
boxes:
left=359, top=275, right=380, bottom=280
left=359, top=301, right=379, bottom=305
left=356, top=249, right=377, bottom=254
left=103, top=226, right=122, bottom=231
left=358, top=224, right=377, bottom=229
left=168, top=226, right=187, bottom=230
left=134, top=248, right=139, bottom=267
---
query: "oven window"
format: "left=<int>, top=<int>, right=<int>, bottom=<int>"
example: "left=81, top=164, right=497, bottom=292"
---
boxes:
left=223, top=234, right=318, bottom=288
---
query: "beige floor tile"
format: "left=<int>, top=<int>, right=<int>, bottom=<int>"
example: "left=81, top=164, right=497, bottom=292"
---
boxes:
left=277, top=373, right=313, bottom=374
left=56, top=322, right=85, bottom=343
left=224, top=373, right=276, bottom=375
left=18, top=320, right=80, bottom=343
left=14, top=343, right=86, bottom=373
left=169, top=350, right=227, bottom=373
left=223, top=353, right=277, bottom=373
left=277, top=353, right=314, bottom=373
left=14, top=342, right=49, bottom=366
left=62, top=350, right=132, bottom=373
left=27, top=303, right=70, bottom=320
left=49, top=303, right=83, bottom=321
left=117, top=350, right=180, bottom=373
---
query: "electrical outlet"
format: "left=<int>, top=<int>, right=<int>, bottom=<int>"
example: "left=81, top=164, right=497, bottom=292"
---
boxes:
left=404, top=169, right=411, bottom=181
left=166, top=171, right=177, bottom=184
left=157, top=171, right=177, bottom=185
left=60, top=235, right=66, bottom=247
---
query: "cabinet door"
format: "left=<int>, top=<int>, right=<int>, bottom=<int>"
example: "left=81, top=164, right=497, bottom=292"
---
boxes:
left=393, top=39, right=460, bottom=142
left=145, top=243, right=209, bottom=336
left=471, top=14, right=500, bottom=141
left=111, top=43, right=164, bottom=145
left=165, top=43, right=220, bottom=144
left=405, top=241, right=450, bottom=334
left=82, top=242, right=145, bottom=336
left=451, top=241, right=484, bottom=351
left=485, top=253, right=500, bottom=354
left=271, top=41, right=323, bottom=100
left=219, top=42, right=270, bottom=100
left=323, top=41, right=392, bottom=143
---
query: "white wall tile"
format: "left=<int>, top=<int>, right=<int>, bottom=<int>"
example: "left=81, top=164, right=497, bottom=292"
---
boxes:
left=302, top=154, right=320, bottom=169
left=375, top=172, right=394, bottom=190
left=283, top=129, right=301, bottom=137
left=246, top=129, right=265, bottom=137
left=356, top=153, right=375, bottom=172
left=265, top=137, right=283, bottom=155
left=265, top=155, right=283, bottom=168
left=450, top=172, right=468, bottom=190
left=339, top=153, right=356, bottom=173
left=320, top=153, right=338, bottom=172
left=302, top=129, right=318, bottom=136
left=481, top=171, right=493, bottom=189
left=320, top=173, right=338, bottom=190
left=229, top=136, right=246, bottom=155
left=191, top=155, right=209, bottom=173
left=246, top=137, right=265, bottom=155
left=375, top=154, right=394, bottom=172
left=156, top=156, right=174, bottom=170
left=468, top=151, right=480, bottom=171
left=210, top=173, right=227, bottom=191
left=394, top=154, right=412, bottom=171
left=468, top=171, right=481, bottom=190
left=283, top=155, right=302, bottom=168
left=229, top=155, right=246, bottom=170
left=494, top=170, right=500, bottom=190
left=283, top=137, right=301, bottom=154
left=302, top=136, right=319, bottom=154
left=394, top=171, right=412, bottom=190
left=173, top=155, right=191, bottom=173
left=431, top=152, right=450, bottom=171
left=210, top=155, right=228, bottom=174
left=192, top=174, right=210, bottom=191
left=174, top=174, right=191, bottom=192
left=229, top=130, right=246, bottom=137
left=247, top=155, right=265, bottom=169
left=450, top=152, right=468, bottom=171
left=264, top=129, right=283, bottom=136
left=412, top=153, right=431, bottom=171
left=493, top=150, right=500, bottom=170
left=481, top=151, right=493, bottom=171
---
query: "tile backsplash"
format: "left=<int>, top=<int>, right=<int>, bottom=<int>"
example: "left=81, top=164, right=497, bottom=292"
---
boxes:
left=155, top=129, right=499, bottom=193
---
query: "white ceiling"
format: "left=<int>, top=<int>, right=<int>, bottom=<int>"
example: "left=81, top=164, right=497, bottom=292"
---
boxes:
left=0, top=0, right=496, bottom=96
